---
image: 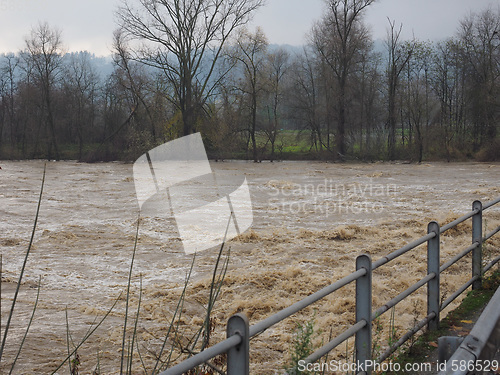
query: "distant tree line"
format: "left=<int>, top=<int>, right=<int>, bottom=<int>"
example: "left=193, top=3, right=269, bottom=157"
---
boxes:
left=0, top=0, right=498, bottom=162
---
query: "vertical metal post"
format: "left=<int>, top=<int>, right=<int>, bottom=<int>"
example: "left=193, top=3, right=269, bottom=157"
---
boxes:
left=427, top=221, right=440, bottom=331
left=356, top=254, right=372, bottom=374
left=227, top=313, right=249, bottom=375
left=472, top=200, right=483, bottom=290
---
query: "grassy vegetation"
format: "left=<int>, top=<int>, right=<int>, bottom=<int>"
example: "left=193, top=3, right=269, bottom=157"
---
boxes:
left=285, top=317, right=318, bottom=375
left=211, top=128, right=500, bottom=162
left=2, top=128, right=498, bottom=162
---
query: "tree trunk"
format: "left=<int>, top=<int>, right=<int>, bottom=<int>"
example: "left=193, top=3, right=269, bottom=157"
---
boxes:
left=251, top=93, right=257, bottom=162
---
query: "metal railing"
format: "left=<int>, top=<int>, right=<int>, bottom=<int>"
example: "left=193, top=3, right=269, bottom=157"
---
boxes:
left=437, top=283, right=500, bottom=375
left=161, top=197, right=500, bottom=375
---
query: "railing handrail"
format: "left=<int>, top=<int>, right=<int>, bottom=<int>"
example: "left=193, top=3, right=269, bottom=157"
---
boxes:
left=483, top=196, right=500, bottom=210
left=161, top=197, right=500, bottom=375
left=438, top=284, right=500, bottom=375
left=161, top=334, right=241, bottom=375
left=249, top=267, right=367, bottom=337
left=372, top=232, right=435, bottom=270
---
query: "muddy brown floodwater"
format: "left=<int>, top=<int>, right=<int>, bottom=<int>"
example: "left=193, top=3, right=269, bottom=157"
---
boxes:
left=0, top=160, right=499, bottom=374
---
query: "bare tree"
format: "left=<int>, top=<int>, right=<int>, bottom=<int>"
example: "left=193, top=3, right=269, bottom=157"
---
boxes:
left=289, top=48, right=324, bottom=152
left=113, top=30, right=159, bottom=144
left=432, top=39, right=468, bottom=157
left=350, top=47, right=382, bottom=157
left=457, top=7, right=500, bottom=150
left=64, top=52, right=100, bottom=159
left=312, top=0, right=374, bottom=159
left=0, top=54, right=20, bottom=153
left=232, top=27, right=269, bottom=161
left=22, top=22, right=65, bottom=159
left=401, top=40, right=434, bottom=162
left=385, top=19, right=414, bottom=160
left=0, top=61, right=5, bottom=153
left=264, top=47, right=289, bottom=161
left=116, top=0, right=264, bottom=137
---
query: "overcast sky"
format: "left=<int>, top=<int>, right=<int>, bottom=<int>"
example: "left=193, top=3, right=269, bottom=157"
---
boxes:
left=0, top=0, right=498, bottom=56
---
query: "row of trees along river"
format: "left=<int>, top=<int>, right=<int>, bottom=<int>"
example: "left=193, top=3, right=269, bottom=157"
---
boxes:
left=0, top=0, right=499, bottom=162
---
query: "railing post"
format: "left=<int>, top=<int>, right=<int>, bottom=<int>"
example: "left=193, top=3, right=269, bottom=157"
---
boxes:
left=472, top=200, right=483, bottom=290
left=356, top=254, right=372, bottom=374
left=427, top=221, right=440, bottom=331
left=227, top=313, right=249, bottom=375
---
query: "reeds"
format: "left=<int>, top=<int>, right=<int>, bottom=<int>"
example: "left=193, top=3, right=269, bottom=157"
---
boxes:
left=50, top=295, right=121, bottom=375
left=8, top=276, right=41, bottom=374
left=0, top=164, right=46, bottom=371
left=0, top=164, right=231, bottom=373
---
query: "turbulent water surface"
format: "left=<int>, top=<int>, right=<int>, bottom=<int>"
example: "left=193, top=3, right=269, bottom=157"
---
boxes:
left=0, top=160, right=499, bottom=373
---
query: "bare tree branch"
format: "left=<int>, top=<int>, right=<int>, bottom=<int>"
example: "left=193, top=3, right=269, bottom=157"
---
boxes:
left=116, top=0, right=264, bottom=136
